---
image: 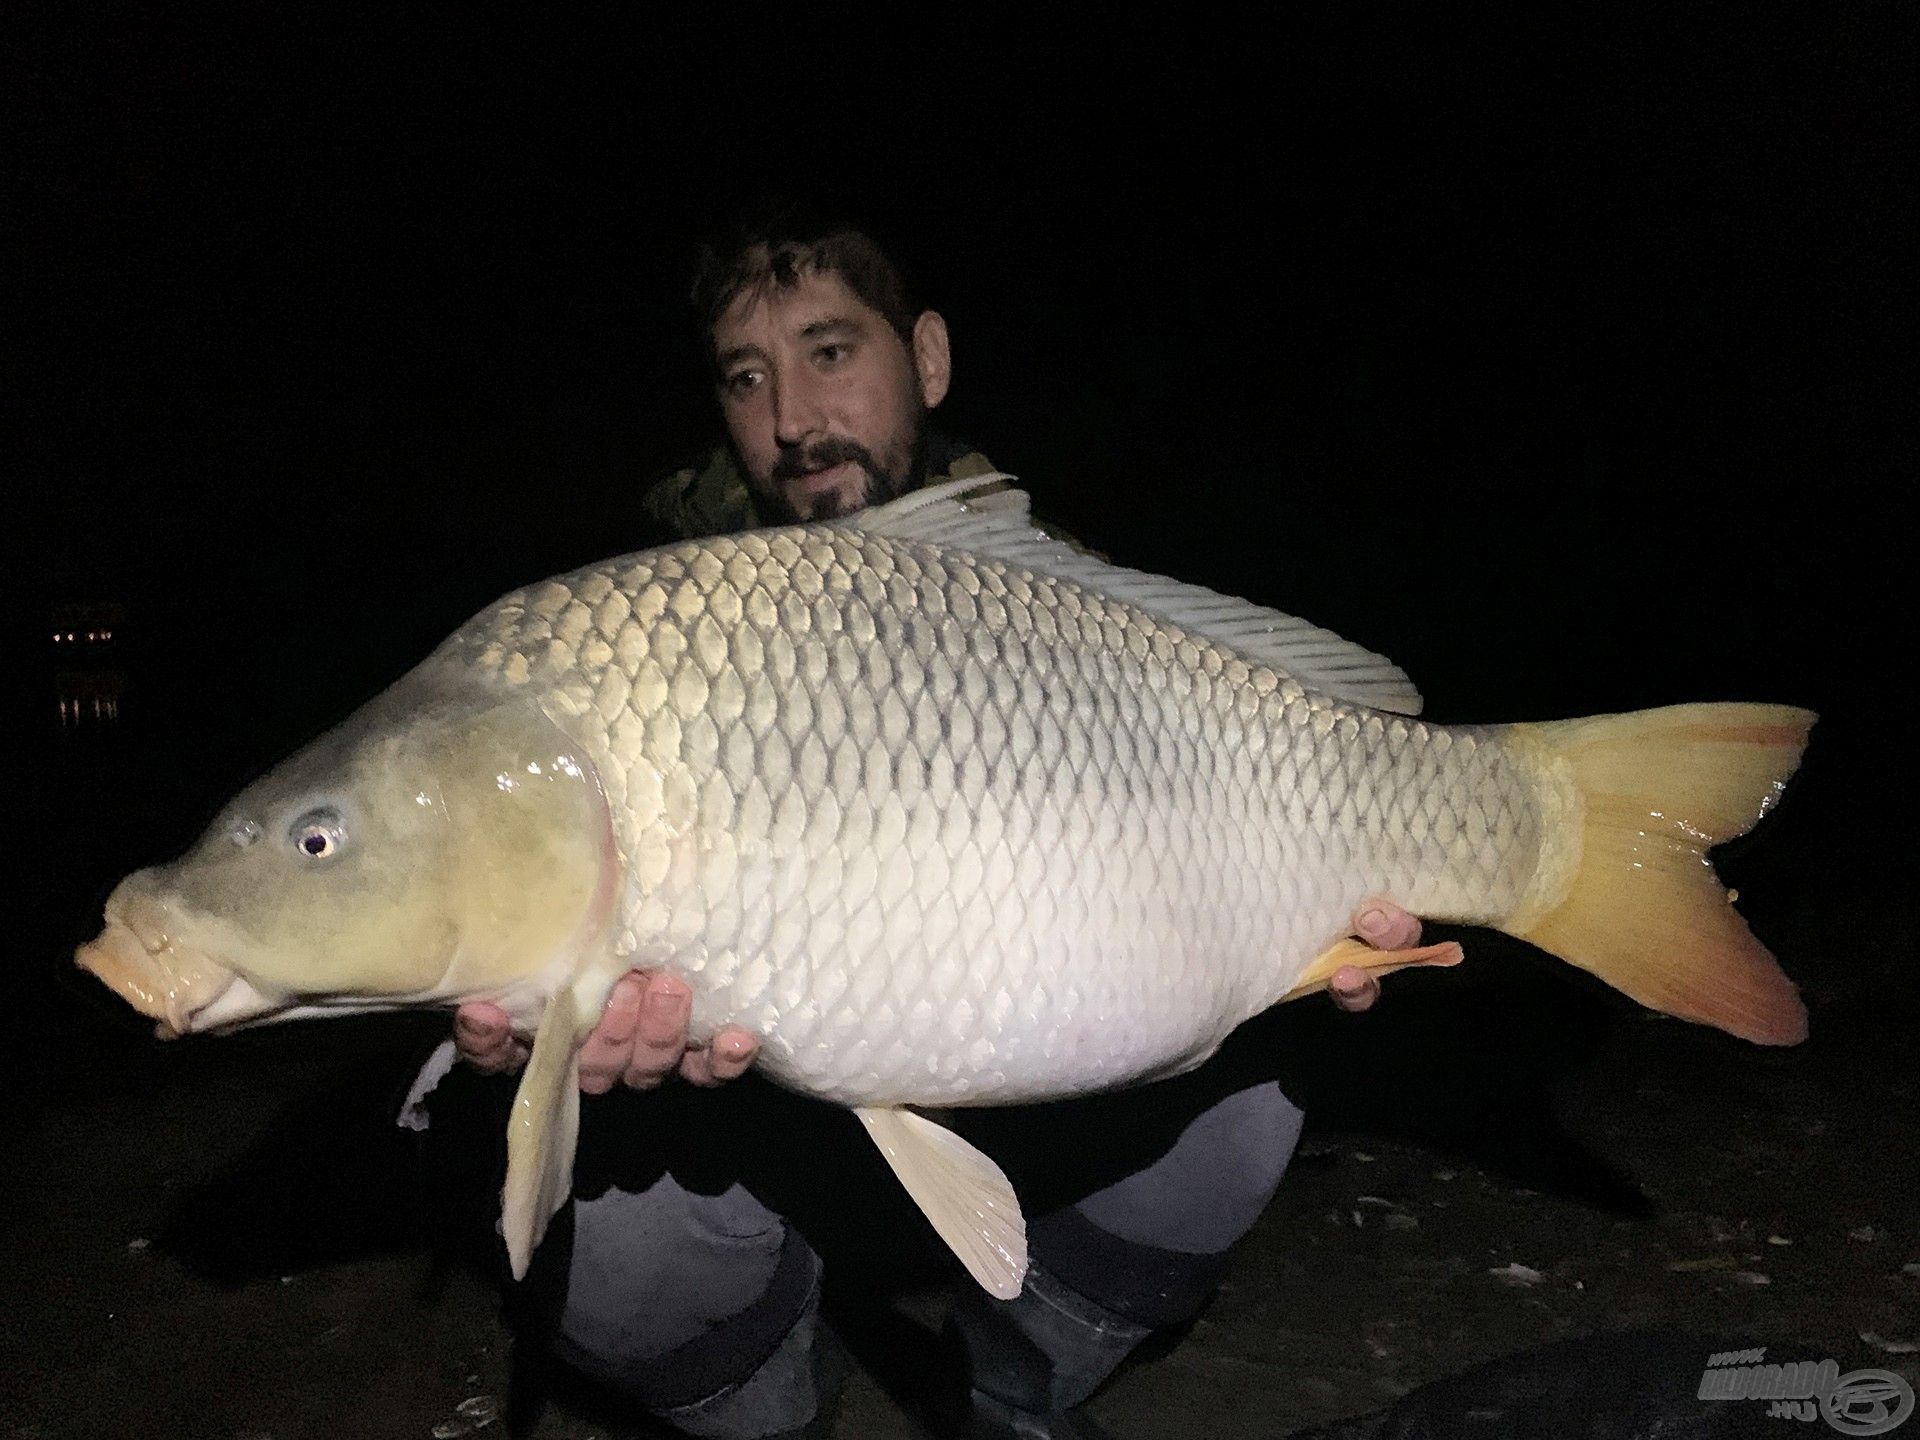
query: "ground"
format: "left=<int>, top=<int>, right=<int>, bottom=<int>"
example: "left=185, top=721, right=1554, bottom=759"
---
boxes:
left=5, top=848, right=1912, bottom=1439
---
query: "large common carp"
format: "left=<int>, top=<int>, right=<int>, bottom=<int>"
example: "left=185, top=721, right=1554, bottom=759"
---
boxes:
left=78, top=477, right=1811, bottom=1296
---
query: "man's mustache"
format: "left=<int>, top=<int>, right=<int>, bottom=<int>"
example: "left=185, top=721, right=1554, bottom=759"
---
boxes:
left=770, top=439, right=876, bottom=484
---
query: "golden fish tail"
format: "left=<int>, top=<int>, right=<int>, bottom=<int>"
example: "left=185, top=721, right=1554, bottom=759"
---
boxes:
left=1502, top=702, right=1815, bottom=1045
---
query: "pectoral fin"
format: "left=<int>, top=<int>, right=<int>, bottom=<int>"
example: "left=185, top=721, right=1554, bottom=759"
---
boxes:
left=502, top=986, right=582, bottom=1280
left=856, top=1106, right=1028, bottom=1299
left=495, top=741, right=630, bottom=1280
left=1281, top=936, right=1464, bottom=1003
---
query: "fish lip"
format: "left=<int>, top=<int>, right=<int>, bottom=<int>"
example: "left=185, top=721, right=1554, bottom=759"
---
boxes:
left=75, top=920, right=192, bottom=1037
left=75, top=909, right=242, bottom=1038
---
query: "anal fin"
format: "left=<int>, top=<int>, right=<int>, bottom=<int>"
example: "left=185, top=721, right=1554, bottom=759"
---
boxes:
left=1280, top=936, right=1464, bottom=1004
left=857, top=1107, right=1028, bottom=1299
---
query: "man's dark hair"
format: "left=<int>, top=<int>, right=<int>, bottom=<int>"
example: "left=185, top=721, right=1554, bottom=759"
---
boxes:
left=690, top=206, right=922, bottom=369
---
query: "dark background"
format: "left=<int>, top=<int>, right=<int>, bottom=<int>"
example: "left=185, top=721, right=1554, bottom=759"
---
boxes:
left=1, top=12, right=1915, bottom=1434
left=3, top=7, right=1910, bottom=1090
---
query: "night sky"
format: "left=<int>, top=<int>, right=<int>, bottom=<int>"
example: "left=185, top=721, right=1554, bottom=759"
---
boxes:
left=8, top=7, right=1911, bottom=854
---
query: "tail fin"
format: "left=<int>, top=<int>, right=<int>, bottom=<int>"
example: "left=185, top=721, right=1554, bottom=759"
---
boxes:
left=1506, top=703, right=1814, bottom=1045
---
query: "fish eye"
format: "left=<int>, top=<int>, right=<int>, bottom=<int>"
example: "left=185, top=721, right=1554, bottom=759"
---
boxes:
left=289, top=808, right=347, bottom=861
left=231, top=819, right=262, bottom=849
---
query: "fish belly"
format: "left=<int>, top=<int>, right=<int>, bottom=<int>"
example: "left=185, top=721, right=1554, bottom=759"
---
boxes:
left=441, top=525, right=1548, bottom=1108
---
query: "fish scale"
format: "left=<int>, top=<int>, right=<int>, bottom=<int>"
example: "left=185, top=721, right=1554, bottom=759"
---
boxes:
left=435, top=522, right=1543, bottom=1108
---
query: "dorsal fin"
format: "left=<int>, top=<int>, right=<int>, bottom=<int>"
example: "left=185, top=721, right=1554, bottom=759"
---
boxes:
left=842, top=475, right=1423, bottom=715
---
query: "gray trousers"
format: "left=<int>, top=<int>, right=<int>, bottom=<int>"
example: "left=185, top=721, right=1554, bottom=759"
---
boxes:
left=523, top=1078, right=1303, bottom=1436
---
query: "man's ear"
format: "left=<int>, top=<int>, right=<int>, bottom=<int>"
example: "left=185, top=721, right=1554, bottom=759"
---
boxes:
left=911, top=310, right=952, bottom=409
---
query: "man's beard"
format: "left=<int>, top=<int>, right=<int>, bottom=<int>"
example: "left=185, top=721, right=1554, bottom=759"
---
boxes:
left=763, top=422, right=930, bottom=523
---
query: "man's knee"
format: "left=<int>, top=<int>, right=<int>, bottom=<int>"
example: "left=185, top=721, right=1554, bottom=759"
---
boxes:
left=529, top=1176, right=817, bottom=1412
left=1007, top=1080, right=1302, bottom=1358
left=1073, top=1080, right=1303, bottom=1258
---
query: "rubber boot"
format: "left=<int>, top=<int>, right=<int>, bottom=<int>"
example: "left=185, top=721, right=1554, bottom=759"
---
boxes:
left=653, top=1293, right=849, bottom=1439
left=948, top=1265, right=1146, bottom=1439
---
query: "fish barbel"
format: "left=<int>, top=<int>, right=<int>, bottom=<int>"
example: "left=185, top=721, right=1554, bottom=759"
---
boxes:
left=77, top=476, right=1811, bottom=1295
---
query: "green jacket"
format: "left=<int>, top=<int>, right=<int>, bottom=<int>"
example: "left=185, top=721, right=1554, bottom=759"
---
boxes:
left=637, top=438, right=1002, bottom=544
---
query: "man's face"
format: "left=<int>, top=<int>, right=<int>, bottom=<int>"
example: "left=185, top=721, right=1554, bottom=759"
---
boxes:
left=712, top=266, right=951, bottom=521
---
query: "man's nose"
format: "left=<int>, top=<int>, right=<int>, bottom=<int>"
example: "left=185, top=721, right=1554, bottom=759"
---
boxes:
left=771, top=370, right=826, bottom=446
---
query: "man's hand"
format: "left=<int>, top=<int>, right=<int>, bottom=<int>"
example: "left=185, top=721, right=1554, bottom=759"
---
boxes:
left=1329, top=898, right=1434, bottom=1013
left=452, top=972, right=761, bottom=1092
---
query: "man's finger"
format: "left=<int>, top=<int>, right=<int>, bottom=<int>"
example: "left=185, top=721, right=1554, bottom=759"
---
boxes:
left=1329, top=965, right=1382, bottom=1013
left=578, top=975, right=648, bottom=1088
left=680, top=1046, right=718, bottom=1087
left=680, top=1028, right=759, bottom=1087
left=476, top=1037, right=532, bottom=1074
left=454, top=1005, right=509, bottom=1046
left=620, top=1059, right=669, bottom=1090
left=455, top=1004, right=521, bottom=1071
left=596, top=973, right=648, bottom=1045
left=463, top=1047, right=515, bottom=1075
left=1353, top=899, right=1422, bottom=951
left=707, top=1028, right=759, bottom=1083
left=614, top=976, right=691, bottom=1089
left=633, top=974, right=693, bottom=1052
left=455, top=1027, right=508, bottom=1068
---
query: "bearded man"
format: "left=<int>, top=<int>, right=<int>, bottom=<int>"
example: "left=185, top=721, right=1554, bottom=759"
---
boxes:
left=446, top=213, right=1431, bottom=1439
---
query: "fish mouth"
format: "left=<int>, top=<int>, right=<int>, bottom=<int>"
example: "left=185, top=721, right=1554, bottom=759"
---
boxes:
left=75, top=885, right=276, bottom=1037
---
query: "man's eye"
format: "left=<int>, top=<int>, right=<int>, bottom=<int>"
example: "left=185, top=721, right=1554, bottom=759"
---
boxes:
left=724, top=370, right=762, bottom=396
left=815, top=343, right=849, bottom=366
